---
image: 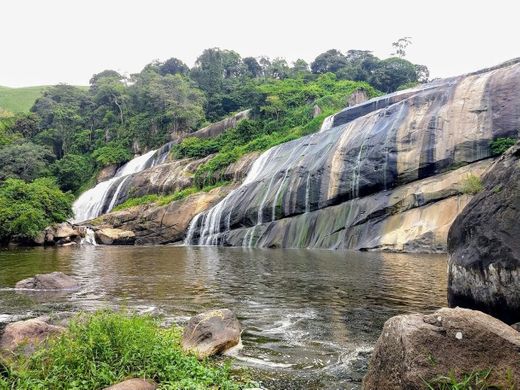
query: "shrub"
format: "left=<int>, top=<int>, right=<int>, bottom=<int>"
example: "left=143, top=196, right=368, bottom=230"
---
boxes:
left=0, top=178, right=73, bottom=243
left=490, top=137, right=516, bottom=156
left=460, top=174, right=484, bottom=195
left=2, top=311, right=248, bottom=389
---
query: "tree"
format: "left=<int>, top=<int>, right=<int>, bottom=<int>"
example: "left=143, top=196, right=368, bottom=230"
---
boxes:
left=159, top=57, right=189, bottom=76
left=369, top=57, right=418, bottom=93
left=52, top=154, right=94, bottom=193
left=391, top=37, right=412, bottom=58
left=243, top=57, right=263, bottom=78
left=291, top=59, right=310, bottom=75
left=0, top=178, right=73, bottom=243
left=0, top=142, right=54, bottom=181
left=311, top=49, right=348, bottom=74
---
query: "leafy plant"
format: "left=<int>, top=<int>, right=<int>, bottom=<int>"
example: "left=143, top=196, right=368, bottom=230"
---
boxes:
left=490, top=137, right=516, bottom=156
left=2, top=311, right=249, bottom=389
left=92, top=143, right=132, bottom=167
left=460, top=174, right=483, bottom=195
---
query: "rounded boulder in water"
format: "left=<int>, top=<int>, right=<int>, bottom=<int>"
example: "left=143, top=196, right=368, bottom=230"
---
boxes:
left=15, top=272, right=79, bottom=290
left=181, top=309, right=241, bottom=359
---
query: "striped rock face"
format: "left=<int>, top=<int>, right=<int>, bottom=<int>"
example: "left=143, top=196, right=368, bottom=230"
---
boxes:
left=186, top=60, right=520, bottom=252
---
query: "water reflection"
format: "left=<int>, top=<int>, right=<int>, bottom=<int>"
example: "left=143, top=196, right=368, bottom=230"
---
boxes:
left=0, top=246, right=447, bottom=389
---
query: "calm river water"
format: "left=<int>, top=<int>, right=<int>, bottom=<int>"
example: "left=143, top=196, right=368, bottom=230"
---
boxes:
left=0, top=246, right=448, bottom=389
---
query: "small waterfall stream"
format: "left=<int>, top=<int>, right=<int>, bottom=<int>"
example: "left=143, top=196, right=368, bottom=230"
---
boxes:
left=72, top=145, right=172, bottom=223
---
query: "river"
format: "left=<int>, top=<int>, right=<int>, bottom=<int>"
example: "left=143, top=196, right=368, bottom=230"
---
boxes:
left=0, top=246, right=447, bottom=389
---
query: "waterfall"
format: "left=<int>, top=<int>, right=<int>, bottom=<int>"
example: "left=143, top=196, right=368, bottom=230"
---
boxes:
left=72, top=147, right=170, bottom=223
left=81, top=228, right=97, bottom=246
left=319, top=114, right=335, bottom=133
left=185, top=148, right=275, bottom=245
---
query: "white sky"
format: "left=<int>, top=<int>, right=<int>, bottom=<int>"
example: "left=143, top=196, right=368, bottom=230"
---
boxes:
left=1, top=0, right=518, bottom=87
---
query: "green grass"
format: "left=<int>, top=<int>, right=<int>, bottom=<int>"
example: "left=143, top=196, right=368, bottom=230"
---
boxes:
left=0, top=85, right=88, bottom=114
left=1, top=311, right=251, bottom=390
left=424, top=369, right=515, bottom=390
left=0, top=86, right=47, bottom=114
left=112, top=181, right=230, bottom=212
left=460, top=174, right=484, bottom=195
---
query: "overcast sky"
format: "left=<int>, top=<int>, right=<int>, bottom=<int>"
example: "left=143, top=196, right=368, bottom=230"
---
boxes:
left=1, top=0, right=518, bottom=87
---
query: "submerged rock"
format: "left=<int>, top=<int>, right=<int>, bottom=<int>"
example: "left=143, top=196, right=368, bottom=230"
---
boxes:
left=104, top=378, right=157, bottom=390
left=95, top=228, right=136, bottom=245
left=363, top=307, right=520, bottom=390
left=181, top=309, right=241, bottom=359
left=0, top=318, right=65, bottom=354
left=448, top=142, right=520, bottom=323
left=15, top=272, right=79, bottom=290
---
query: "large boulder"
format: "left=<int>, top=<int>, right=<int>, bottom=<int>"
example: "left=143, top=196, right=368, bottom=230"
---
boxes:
left=448, top=142, right=520, bottom=323
left=96, top=164, right=118, bottom=183
left=15, top=272, right=79, bottom=290
left=181, top=309, right=241, bottom=359
left=363, top=307, right=520, bottom=390
left=52, top=222, right=78, bottom=239
left=0, top=318, right=65, bottom=354
left=95, top=228, right=136, bottom=245
left=103, top=379, right=157, bottom=390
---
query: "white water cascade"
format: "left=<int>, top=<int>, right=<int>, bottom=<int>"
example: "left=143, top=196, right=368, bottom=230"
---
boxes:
left=73, top=149, right=159, bottom=223
left=185, top=148, right=275, bottom=246
left=319, top=114, right=335, bottom=133
left=81, top=227, right=98, bottom=246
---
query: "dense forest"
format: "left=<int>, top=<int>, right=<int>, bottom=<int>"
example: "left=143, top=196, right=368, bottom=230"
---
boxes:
left=0, top=44, right=429, bottom=243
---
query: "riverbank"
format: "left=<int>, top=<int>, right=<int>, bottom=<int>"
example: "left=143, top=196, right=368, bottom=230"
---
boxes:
left=0, top=311, right=252, bottom=389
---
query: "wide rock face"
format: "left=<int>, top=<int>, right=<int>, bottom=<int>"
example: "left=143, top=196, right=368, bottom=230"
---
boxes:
left=92, top=186, right=233, bottom=245
left=448, top=142, right=520, bottom=323
left=363, top=307, right=520, bottom=390
left=181, top=309, right=241, bottom=359
left=0, top=318, right=65, bottom=354
left=15, top=272, right=79, bottom=290
left=186, top=60, right=520, bottom=250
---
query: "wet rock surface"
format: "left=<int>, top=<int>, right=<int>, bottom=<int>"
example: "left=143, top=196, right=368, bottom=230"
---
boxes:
left=186, top=61, right=520, bottom=251
left=181, top=309, right=241, bottom=359
left=15, top=272, right=79, bottom=290
left=363, top=307, right=520, bottom=390
left=448, top=142, right=520, bottom=323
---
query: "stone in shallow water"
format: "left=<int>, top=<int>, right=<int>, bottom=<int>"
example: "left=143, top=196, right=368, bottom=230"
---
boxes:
left=15, top=272, right=79, bottom=290
left=103, top=378, right=157, bottom=390
left=181, top=309, right=241, bottom=359
left=0, top=318, right=65, bottom=354
left=363, top=307, right=520, bottom=390
left=95, top=228, right=136, bottom=245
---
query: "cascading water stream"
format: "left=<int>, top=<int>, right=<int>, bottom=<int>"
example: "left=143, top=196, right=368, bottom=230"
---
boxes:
left=319, top=114, right=335, bottom=133
left=72, top=147, right=170, bottom=223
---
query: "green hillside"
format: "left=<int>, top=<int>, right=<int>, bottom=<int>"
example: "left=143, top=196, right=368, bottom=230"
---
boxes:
left=0, top=85, right=48, bottom=114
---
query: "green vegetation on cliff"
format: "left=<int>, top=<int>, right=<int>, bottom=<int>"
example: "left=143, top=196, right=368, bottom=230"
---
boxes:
left=0, top=311, right=248, bottom=389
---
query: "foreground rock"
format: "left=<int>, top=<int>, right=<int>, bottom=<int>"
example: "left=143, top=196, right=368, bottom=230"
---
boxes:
left=181, top=309, right=241, bottom=359
left=0, top=318, right=65, bottom=354
left=15, top=272, right=79, bottom=290
left=448, top=142, right=520, bottom=323
left=363, top=307, right=520, bottom=389
left=104, top=378, right=157, bottom=390
left=95, top=228, right=136, bottom=245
